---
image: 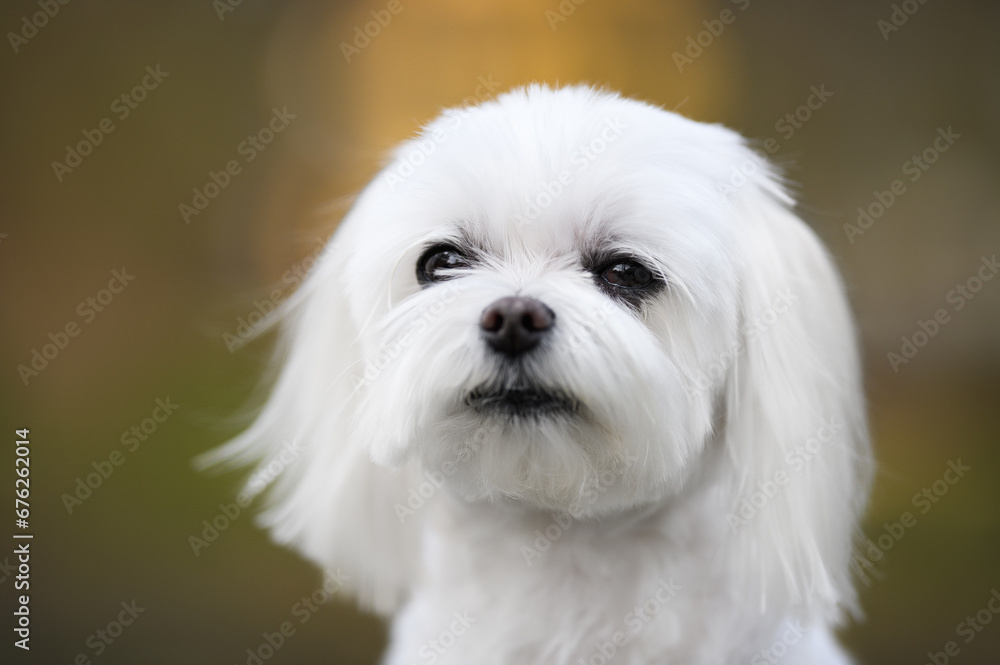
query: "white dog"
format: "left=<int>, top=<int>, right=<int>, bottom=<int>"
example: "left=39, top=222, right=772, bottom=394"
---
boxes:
left=204, top=85, right=873, bottom=664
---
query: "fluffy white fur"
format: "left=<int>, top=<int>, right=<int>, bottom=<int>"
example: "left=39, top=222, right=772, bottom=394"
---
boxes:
left=203, top=85, right=873, bottom=664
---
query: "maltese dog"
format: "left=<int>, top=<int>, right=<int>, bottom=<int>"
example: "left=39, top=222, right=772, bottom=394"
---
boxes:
left=205, top=85, right=873, bottom=665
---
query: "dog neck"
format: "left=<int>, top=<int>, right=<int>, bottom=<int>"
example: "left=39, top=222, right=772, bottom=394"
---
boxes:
left=387, top=449, right=794, bottom=665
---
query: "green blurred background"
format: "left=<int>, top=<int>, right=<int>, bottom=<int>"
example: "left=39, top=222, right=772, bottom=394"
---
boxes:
left=1, top=0, right=998, bottom=663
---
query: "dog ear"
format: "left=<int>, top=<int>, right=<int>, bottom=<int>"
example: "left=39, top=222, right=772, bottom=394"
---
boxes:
left=198, top=222, right=421, bottom=617
left=721, top=170, right=873, bottom=621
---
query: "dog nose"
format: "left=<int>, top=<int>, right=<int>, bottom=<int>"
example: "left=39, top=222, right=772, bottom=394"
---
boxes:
left=480, top=296, right=555, bottom=356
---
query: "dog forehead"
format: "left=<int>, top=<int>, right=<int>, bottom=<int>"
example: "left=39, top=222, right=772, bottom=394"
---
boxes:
left=410, top=87, right=742, bottom=256
left=425, top=85, right=744, bottom=183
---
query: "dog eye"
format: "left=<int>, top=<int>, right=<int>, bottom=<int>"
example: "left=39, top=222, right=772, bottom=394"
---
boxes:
left=600, top=260, right=654, bottom=289
left=417, top=244, right=470, bottom=284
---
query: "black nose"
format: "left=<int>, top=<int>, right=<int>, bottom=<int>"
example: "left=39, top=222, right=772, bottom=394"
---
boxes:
left=480, top=296, right=555, bottom=357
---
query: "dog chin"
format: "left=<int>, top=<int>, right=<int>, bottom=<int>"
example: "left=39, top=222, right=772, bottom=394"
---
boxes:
left=408, top=390, right=671, bottom=517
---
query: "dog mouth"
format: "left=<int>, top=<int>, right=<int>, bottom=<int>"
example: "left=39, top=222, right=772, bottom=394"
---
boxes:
left=465, top=384, right=580, bottom=418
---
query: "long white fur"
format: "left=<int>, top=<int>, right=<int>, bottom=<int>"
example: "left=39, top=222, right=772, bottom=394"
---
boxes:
left=201, top=85, right=873, bottom=664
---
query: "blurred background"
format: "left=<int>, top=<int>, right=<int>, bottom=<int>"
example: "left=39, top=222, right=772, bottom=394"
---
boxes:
left=1, top=0, right=998, bottom=663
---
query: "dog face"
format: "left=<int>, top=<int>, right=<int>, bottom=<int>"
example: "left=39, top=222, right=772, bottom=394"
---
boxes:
left=344, top=89, right=752, bottom=517
left=206, top=85, right=871, bottom=617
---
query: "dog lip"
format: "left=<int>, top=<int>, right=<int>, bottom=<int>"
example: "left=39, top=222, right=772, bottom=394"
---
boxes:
left=465, top=385, right=579, bottom=417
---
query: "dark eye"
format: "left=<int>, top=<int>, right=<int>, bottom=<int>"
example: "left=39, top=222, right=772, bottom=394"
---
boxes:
left=416, top=244, right=470, bottom=284
left=600, top=260, right=654, bottom=289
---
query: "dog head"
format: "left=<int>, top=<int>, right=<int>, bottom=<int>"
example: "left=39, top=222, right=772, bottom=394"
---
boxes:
left=204, top=85, right=871, bottom=619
